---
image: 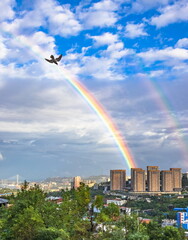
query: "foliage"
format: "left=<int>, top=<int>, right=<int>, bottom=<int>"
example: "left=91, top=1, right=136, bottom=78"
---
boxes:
left=127, top=232, right=149, bottom=240
left=33, top=227, right=70, bottom=240
left=94, top=195, right=104, bottom=210
left=146, top=221, right=164, bottom=240
left=162, top=226, right=185, bottom=240
left=0, top=185, right=186, bottom=240
left=8, top=206, right=44, bottom=240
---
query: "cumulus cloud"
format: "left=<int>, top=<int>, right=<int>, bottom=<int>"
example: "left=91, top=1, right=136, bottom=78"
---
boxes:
left=0, top=0, right=15, bottom=21
left=2, top=7, right=44, bottom=35
left=125, top=23, right=148, bottom=38
left=137, top=47, right=188, bottom=63
left=0, top=71, right=109, bottom=141
left=151, top=0, right=188, bottom=28
left=0, top=152, right=4, bottom=161
left=88, top=32, right=119, bottom=46
left=78, top=0, right=118, bottom=28
left=149, top=70, right=165, bottom=78
left=38, top=0, right=82, bottom=37
left=79, top=55, right=126, bottom=80
left=62, top=36, right=133, bottom=81
left=175, top=38, right=188, bottom=48
left=2, top=0, right=81, bottom=37
left=130, top=0, right=172, bottom=13
left=88, top=32, right=134, bottom=62
left=4, top=31, right=56, bottom=64
left=0, top=36, right=8, bottom=60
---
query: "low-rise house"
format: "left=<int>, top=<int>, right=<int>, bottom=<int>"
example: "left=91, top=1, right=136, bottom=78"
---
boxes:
left=161, top=219, right=177, bottom=227
left=0, top=198, right=8, bottom=207
left=106, top=198, right=126, bottom=206
left=45, top=196, right=63, bottom=204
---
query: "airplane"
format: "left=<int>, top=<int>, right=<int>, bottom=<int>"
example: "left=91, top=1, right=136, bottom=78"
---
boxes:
left=45, top=54, right=62, bottom=65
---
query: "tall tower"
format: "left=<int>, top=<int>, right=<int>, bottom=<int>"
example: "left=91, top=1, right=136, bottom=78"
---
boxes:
left=110, top=170, right=126, bottom=190
left=131, top=168, right=145, bottom=192
left=147, top=166, right=159, bottom=171
left=147, top=166, right=160, bottom=192
left=73, top=176, right=81, bottom=189
left=161, top=170, right=173, bottom=192
left=170, top=168, right=182, bottom=190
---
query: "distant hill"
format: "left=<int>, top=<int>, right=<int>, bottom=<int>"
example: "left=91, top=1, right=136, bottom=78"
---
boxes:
left=43, top=175, right=109, bottom=183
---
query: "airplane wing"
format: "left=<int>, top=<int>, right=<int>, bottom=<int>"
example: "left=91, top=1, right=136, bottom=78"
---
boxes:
left=56, top=54, right=62, bottom=62
left=45, top=58, right=54, bottom=63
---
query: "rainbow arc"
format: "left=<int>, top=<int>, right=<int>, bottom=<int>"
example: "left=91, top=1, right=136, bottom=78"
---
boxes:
left=58, top=67, right=137, bottom=169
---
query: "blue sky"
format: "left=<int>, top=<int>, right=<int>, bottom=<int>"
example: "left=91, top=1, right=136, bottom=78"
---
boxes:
left=0, top=0, right=188, bottom=180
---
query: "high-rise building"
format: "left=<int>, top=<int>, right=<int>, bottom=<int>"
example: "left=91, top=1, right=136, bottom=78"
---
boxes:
left=147, top=166, right=159, bottom=171
left=182, top=172, right=188, bottom=179
left=73, top=176, right=81, bottom=189
left=170, top=168, right=182, bottom=190
left=131, top=168, right=145, bottom=192
left=161, top=170, right=173, bottom=192
left=110, top=170, right=126, bottom=190
left=147, top=166, right=160, bottom=192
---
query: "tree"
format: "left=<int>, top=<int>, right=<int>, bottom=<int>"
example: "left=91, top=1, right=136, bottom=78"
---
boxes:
left=58, top=183, right=91, bottom=239
left=21, top=180, right=29, bottom=191
left=162, top=226, right=185, bottom=240
left=34, top=227, right=70, bottom=240
left=127, top=232, right=149, bottom=240
left=93, top=195, right=104, bottom=210
left=146, top=221, right=164, bottom=240
left=74, top=183, right=91, bottom=217
left=9, top=206, right=44, bottom=240
left=89, top=195, right=104, bottom=232
left=96, top=227, right=126, bottom=240
left=102, top=203, right=120, bottom=220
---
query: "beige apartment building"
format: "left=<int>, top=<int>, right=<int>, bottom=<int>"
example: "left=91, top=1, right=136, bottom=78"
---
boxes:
left=73, top=176, right=81, bottom=189
left=147, top=170, right=160, bottom=192
left=131, top=168, right=145, bottom=192
left=110, top=170, right=126, bottom=190
left=161, top=170, right=173, bottom=192
left=170, top=168, right=182, bottom=190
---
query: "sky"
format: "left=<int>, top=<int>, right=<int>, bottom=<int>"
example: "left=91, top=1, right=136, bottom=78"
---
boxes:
left=0, top=0, right=188, bottom=180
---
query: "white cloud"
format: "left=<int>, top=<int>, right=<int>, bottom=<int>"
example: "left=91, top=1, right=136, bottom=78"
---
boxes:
left=125, top=23, right=148, bottom=38
left=0, top=152, right=4, bottom=161
left=62, top=38, right=133, bottom=81
left=38, top=0, right=82, bottom=37
left=80, top=55, right=125, bottom=80
left=130, top=0, right=172, bottom=13
left=0, top=0, right=15, bottom=21
left=92, top=0, right=118, bottom=11
left=0, top=36, right=8, bottom=60
left=138, top=47, right=188, bottom=63
left=2, top=8, right=44, bottom=35
left=2, top=0, right=81, bottom=37
left=88, top=32, right=119, bottom=46
left=149, top=70, right=165, bottom=78
left=175, top=38, right=188, bottom=48
left=103, top=42, right=134, bottom=59
left=78, top=0, right=118, bottom=28
left=1, top=31, right=56, bottom=66
left=88, top=32, right=134, bottom=61
left=151, top=0, right=188, bottom=28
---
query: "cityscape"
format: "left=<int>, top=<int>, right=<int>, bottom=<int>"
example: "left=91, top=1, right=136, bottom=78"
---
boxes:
left=0, top=166, right=184, bottom=194
left=1, top=165, right=188, bottom=238
left=1, top=0, right=188, bottom=239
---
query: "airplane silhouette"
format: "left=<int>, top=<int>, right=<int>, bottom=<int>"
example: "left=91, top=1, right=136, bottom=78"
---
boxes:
left=45, top=54, right=62, bottom=65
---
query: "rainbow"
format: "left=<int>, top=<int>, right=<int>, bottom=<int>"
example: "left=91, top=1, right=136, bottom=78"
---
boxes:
left=57, top=67, right=136, bottom=169
left=2, top=32, right=137, bottom=170
left=145, top=79, right=188, bottom=166
left=134, top=58, right=188, bottom=167
left=3, top=29, right=187, bottom=170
